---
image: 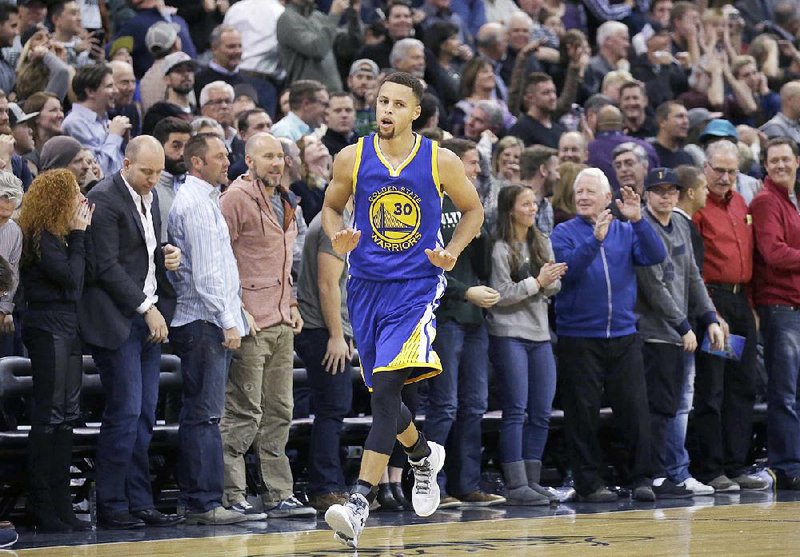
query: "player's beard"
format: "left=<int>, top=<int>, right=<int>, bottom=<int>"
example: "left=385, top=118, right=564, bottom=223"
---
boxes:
left=377, top=127, right=396, bottom=140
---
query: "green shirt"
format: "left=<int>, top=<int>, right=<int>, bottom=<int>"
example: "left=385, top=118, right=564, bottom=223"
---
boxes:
left=436, top=195, right=491, bottom=325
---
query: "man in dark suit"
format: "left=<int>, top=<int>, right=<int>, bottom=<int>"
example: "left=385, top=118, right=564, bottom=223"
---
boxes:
left=79, top=136, right=184, bottom=529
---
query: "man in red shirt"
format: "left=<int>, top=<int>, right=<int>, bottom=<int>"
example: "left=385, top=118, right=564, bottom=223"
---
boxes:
left=692, top=139, right=768, bottom=492
left=750, top=137, right=800, bottom=490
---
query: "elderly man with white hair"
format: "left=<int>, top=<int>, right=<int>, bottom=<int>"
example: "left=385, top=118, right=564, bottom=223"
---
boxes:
left=551, top=168, right=666, bottom=503
left=200, top=81, right=245, bottom=165
left=390, top=38, right=426, bottom=80
left=0, top=170, right=21, bottom=355
left=584, top=21, right=631, bottom=94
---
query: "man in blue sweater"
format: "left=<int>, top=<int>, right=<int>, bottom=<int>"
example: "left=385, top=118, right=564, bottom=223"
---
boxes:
left=551, top=167, right=666, bottom=502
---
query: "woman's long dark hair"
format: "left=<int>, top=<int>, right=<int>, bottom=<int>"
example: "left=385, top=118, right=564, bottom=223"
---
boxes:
left=494, top=184, right=549, bottom=280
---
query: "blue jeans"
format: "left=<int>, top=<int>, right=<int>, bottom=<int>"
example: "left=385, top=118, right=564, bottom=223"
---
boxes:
left=427, top=320, right=489, bottom=495
left=490, top=336, right=557, bottom=464
left=170, top=320, right=231, bottom=513
left=663, top=352, right=695, bottom=483
left=295, top=328, right=353, bottom=496
left=91, top=316, right=162, bottom=515
left=759, top=306, right=800, bottom=477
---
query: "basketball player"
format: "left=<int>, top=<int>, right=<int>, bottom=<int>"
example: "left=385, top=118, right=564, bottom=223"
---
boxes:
left=321, top=72, right=484, bottom=548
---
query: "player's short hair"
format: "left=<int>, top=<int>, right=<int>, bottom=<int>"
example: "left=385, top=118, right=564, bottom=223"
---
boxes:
left=379, top=71, right=424, bottom=104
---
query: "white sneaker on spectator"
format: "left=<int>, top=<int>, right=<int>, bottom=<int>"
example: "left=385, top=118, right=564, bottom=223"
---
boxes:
left=678, top=477, right=715, bottom=495
left=408, top=441, right=445, bottom=517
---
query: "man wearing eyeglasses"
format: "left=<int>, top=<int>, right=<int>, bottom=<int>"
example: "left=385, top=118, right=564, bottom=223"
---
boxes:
left=200, top=81, right=245, bottom=173
left=636, top=167, right=724, bottom=498
left=691, top=139, right=769, bottom=493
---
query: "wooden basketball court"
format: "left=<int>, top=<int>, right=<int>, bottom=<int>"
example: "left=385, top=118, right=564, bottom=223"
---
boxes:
left=13, top=497, right=800, bottom=556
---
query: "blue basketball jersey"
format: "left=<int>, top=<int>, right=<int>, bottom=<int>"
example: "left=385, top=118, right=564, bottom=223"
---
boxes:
left=349, top=133, right=444, bottom=281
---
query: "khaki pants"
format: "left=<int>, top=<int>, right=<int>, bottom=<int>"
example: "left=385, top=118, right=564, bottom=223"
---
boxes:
left=220, top=325, right=294, bottom=506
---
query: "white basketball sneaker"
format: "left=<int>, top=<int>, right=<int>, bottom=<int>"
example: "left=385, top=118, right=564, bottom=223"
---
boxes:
left=408, top=441, right=446, bottom=517
left=325, top=492, right=370, bottom=548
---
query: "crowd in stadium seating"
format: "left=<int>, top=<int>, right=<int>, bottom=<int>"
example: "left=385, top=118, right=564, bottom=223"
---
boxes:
left=1, top=0, right=800, bottom=546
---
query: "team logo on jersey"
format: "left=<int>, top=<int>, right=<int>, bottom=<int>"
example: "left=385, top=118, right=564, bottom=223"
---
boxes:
left=368, top=185, right=422, bottom=251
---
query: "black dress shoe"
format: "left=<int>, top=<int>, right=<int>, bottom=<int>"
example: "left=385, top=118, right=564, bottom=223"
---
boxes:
left=131, top=509, right=186, bottom=526
left=98, top=511, right=145, bottom=529
left=775, top=472, right=800, bottom=490
left=389, top=482, right=413, bottom=510
left=376, top=483, right=403, bottom=511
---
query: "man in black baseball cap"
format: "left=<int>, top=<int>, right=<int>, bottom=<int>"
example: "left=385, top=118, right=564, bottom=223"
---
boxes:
left=7, top=102, right=37, bottom=157
left=637, top=165, right=725, bottom=499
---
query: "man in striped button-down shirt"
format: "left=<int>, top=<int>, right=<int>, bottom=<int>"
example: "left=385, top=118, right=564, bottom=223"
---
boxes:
left=167, top=132, right=254, bottom=526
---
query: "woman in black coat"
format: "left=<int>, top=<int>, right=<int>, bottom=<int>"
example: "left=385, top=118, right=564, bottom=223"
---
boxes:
left=18, top=169, right=94, bottom=532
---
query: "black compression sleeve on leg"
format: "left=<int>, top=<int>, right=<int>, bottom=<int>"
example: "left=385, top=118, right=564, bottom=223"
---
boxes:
left=364, top=370, right=412, bottom=455
left=404, top=429, right=431, bottom=460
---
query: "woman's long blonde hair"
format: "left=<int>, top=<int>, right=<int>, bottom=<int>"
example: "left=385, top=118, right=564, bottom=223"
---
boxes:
left=552, top=161, right=586, bottom=216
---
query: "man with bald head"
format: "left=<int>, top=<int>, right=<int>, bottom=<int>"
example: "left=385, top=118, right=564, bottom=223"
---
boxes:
left=109, top=60, right=142, bottom=137
left=760, top=81, right=800, bottom=144
left=218, top=133, right=314, bottom=519
left=80, top=135, right=184, bottom=529
left=558, top=131, right=588, bottom=164
left=588, top=104, right=660, bottom=190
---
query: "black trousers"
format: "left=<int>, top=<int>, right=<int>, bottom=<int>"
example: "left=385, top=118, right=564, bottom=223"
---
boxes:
left=557, top=334, right=652, bottom=496
left=693, top=288, right=757, bottom=481
left=643, top=342, right=685, bottom=478
left=23, top=326, right=82, bottom=426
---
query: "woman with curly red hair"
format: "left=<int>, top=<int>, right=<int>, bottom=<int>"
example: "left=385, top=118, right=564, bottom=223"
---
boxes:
left=18, top=169, right=93, bottom=532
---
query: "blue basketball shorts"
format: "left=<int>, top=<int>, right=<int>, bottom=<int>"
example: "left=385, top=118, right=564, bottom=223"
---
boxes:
left=347, top=274, right=446, bottom=389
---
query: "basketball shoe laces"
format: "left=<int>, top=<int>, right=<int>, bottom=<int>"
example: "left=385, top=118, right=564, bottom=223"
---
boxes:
left=412, top=458, right=433, bottom=494
left=349, top=493, right=369, bottom=525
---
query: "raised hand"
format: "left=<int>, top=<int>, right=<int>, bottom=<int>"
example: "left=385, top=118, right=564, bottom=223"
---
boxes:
left=425, top=247, right=457, bottom=271
left=331, top=228, right=361, bottom=254
left=593, top=208, right=614, bottom=241
left=0, top=135, right=14, bottom=170
left=70, top=199, right=94, bottom=231
left=109, top=115, right=131, bottom=137
left=616, top=186, right=642, bottom=223
left=536, top=261, right=568, bottom=288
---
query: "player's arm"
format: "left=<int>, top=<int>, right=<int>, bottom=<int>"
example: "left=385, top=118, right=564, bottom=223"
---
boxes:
left=437, top=147, right=484, bottom=260
left=322, top=144, right=360, bottom=254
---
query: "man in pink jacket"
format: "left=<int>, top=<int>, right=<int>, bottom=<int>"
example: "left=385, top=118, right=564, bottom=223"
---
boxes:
left=219, top=132, right=315, bottom=518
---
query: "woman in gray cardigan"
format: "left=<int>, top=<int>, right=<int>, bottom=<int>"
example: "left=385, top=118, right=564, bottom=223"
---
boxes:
left=488, top=185, right=567, bottom=505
